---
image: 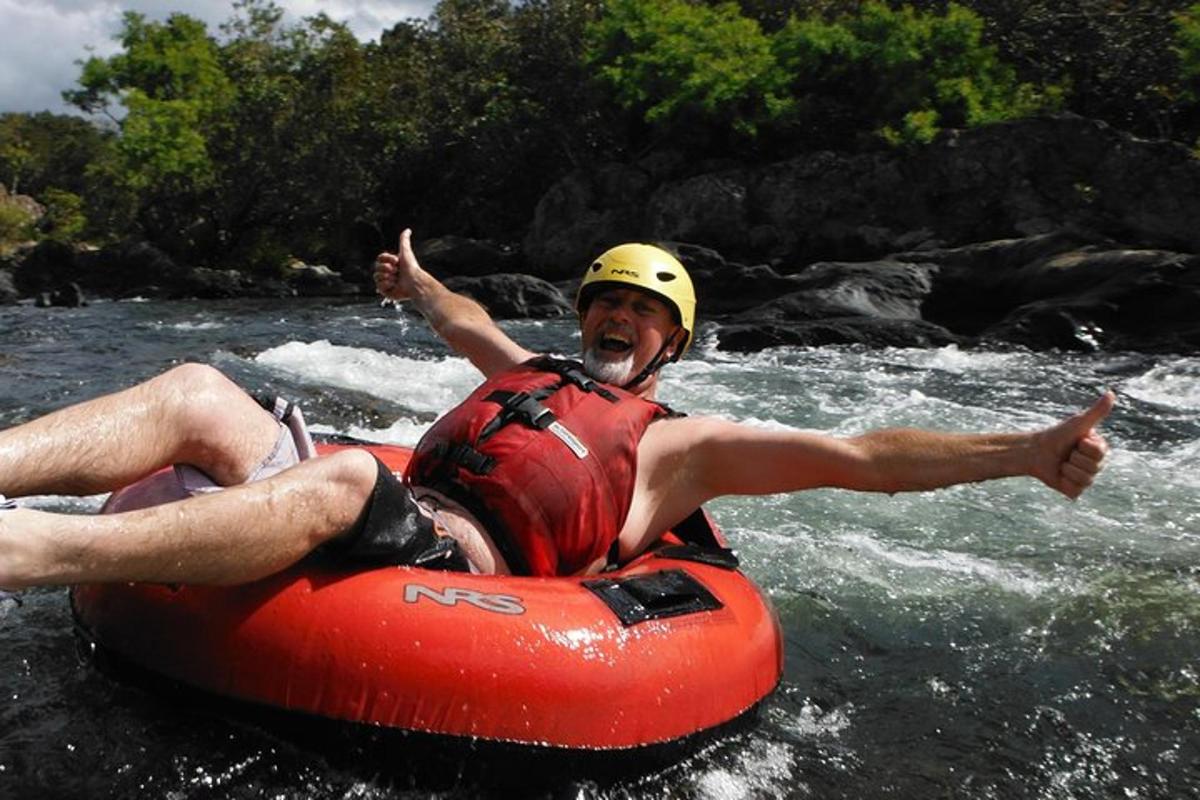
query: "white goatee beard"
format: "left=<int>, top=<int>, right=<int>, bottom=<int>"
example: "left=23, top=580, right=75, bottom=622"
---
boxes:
left=582, top=347, right=635, bottom=386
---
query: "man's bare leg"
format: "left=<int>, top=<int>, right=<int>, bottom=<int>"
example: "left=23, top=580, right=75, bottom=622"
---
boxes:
left=0, top=363, right=282, bottom=497
left=0, top=448, right=378, bottom=589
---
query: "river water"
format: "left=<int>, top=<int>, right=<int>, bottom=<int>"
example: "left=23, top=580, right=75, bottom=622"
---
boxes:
left=0, top=298, right=1197, bottom=799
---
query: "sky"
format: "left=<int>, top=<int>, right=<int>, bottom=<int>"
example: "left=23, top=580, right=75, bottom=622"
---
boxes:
left=0, top=0, right=437, bottom=117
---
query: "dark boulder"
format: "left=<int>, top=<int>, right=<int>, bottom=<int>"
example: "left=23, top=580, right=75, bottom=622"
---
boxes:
left=10, top=239, right=80, bottom=295
left=0, top=269, right=18, bottom=304
left=80, top=240, right=187, bottom=297
left=415, top=236, right=518, bottom=278
left=34, top=281, right=87, bottom=308
left=980, top=250, right=1200, bottom=353
left=181, top=268, right=252, bottom=299
left=525, top=116, right=1200, bottom=275
left=713, top=257, right=952, bottom=350
left=282, top=260, right=358, bottom=297
left=670, top=246, right=808, bottom=315
left=717, top=317, right=962, bottom=351
left=443, top=274, right=572, bottom=320
left=757, top=260, right=936, bottom=321
left=524, top=163, right=653, bottom=278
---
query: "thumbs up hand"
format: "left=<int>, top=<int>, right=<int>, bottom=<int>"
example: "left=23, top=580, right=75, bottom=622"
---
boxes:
left=1034, top=391, right=1115, bottom=499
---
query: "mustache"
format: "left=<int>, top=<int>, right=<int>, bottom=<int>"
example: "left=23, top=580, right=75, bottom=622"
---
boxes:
left=597, top=323, right=636, bottom=340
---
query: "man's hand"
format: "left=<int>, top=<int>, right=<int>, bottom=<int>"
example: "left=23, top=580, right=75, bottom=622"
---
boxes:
left=374, top=228, right=423, bottom=302
left=1034, top=390, right=1115, bottom=499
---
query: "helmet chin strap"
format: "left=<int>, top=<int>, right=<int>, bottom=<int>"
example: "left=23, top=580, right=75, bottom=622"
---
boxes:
left=620, top=328, right=683, bottom=392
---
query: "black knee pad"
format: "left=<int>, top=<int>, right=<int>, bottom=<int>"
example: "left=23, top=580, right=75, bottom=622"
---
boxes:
left=325, top=457, right=470, bottom=572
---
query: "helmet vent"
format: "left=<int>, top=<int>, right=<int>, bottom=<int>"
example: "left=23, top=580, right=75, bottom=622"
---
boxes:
left=590, top=262, right=602, bottom=272
left=656, top=271, right=677, bottom=282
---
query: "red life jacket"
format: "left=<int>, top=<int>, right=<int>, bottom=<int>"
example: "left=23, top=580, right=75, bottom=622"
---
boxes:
left=405, top=357, right=669, bottom=576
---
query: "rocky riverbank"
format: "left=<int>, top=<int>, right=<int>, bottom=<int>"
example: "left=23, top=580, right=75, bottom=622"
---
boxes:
left=3, top=115, right=1198, bottom=354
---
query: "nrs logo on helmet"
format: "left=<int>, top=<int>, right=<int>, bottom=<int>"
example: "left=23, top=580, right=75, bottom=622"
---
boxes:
left=575, top=243, right=696, bottom=361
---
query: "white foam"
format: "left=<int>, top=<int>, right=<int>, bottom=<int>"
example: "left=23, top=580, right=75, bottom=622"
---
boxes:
left=692, top=740, right=796, bottom=800
left=779, top=700, right=854, bottom=738
left=308, top=419, right=431, bottom=448
left=1123, top=360, right=1200, bottom=411
left=905, top=343, right=1028, bottom=374
left=171, top=321, right=225, bottom=331
left=254, top=340, right=481, bottom=413
left=831, top=532, right=1055, bottom=598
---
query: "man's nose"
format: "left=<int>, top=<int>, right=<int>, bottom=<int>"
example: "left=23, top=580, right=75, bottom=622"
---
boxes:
left=606, top=302, right=634, bottom=324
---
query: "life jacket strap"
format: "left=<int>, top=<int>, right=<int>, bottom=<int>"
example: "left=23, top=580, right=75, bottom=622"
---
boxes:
left=527, top=356, right=620, bottom=402
left=478, top=389, right=557, bottom=441
left=431, top=442, right=496, bottom=475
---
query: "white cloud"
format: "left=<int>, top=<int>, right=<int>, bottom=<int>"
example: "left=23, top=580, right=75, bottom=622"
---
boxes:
left=0, top=0, right=435, bottom=117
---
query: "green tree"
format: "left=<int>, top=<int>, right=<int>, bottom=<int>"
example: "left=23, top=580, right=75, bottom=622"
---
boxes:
left=374, top=0, right=606, bottom=240
left=586, top=0, right=786, bottom=148
left=0, top=204, right=36, bottom=250
left=773, top=1, right=1058, bottom=147
left=942, top=0, right=1196, bottom=140
left=65, top=12, right=234, bottom=250
left=0, top=133, right=32, bottom=194
left=0, top=113, right=112, bottom=201
left=39, top=189, right=88, bottom=242
left=1178, top=3, right=1200, bottom=96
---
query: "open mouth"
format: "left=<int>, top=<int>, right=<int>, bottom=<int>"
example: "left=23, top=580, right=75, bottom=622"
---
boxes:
left=599, top=333, right=633, bottom=354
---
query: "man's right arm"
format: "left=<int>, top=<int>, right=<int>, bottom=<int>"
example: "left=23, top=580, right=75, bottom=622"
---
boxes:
left=375, top=229, right=537, bottom=377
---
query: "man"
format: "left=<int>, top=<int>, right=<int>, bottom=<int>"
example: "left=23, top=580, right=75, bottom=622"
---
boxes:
left=0, top=230, right=1113, bottom=589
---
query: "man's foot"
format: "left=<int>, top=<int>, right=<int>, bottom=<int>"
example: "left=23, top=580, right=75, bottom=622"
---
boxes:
left=0, top=496, right=23, bottom=614
left=0, top=500, right=46, bottom=592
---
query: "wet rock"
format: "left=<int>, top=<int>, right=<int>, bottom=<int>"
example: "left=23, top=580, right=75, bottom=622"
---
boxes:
left=523, top=163, right=652, bottom=278
left=282, top=259, right=358, bottom=297
left=82, top=240, right=186, bottom=296
left=182, top=268, right=251, bottom=299
left=525, top=115, right=1200, bottom=274
left=717, top=317, right=962, bottom=351
left=34, top=281, right=87, bottom=308
left=980, top=250, right=1200, bottom=353
left=444, top=274, right=572, bottom=319
left=0, top=269, right=16, bottom=304
left=10, top=239, right=80, bottom=296
left=415, top=236, right=518, bottom=277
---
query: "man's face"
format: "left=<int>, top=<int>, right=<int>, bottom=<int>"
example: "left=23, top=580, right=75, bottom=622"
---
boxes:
left=579, top=287, right=679, bottom=388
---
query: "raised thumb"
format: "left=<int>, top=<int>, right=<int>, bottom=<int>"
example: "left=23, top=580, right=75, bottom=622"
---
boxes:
left=1074, top=389, right=1116, bottom=431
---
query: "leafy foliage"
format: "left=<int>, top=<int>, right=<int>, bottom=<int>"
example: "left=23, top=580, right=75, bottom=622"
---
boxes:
left=931, top=0, right=1199, bottom=140
left=38, top=189, right=88, bottom=242
left=585, top=0, right=1058, bottom=151
left=4, top=0, right=1188, bottom=278
left=1178, top=4, right=1200, bottom=97
left=773, top=1, right=1060, bottom=146
left=586, top=0, right=785, bottom=140
left=0, top=203, right=36, bottom=249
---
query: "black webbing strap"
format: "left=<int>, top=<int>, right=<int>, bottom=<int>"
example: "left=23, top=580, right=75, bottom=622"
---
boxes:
left=477, top=388, right=557, bottom=442
left=528, top=356, right=620, bottom=403
left=605, top=538, right=622, bottom=572
left=431, top=442, right=496, bottom=475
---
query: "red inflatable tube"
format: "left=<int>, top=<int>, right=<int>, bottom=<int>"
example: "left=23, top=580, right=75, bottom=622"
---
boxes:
left=71, top=443, right=783, bottom=751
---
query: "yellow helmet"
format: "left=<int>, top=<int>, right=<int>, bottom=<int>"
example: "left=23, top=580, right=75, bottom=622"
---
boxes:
left=575, top=243, right=696, bottom=360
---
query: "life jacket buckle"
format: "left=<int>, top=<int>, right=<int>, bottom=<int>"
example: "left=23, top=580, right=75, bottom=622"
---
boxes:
left=495, top=391, right=555, bottom=430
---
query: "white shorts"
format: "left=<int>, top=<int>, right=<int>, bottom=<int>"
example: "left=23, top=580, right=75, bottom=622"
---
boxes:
left=176, top=397, right=315, bottom=495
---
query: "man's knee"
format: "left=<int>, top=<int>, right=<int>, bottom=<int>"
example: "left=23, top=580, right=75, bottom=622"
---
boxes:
left=155, top=363, right=241, bottom=407
left=152, top=364, right=278, bottom=478
left=299, top=450, right=382, bottom=548
left=318, top=449, right=381, bottom=508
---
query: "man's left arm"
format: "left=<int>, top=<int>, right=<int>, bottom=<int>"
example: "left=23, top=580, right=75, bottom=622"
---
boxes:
left=677, top=391, right=1114, bottom=502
